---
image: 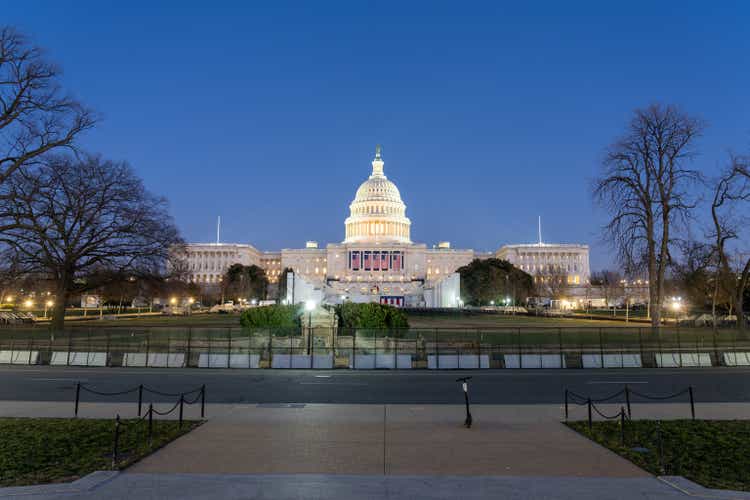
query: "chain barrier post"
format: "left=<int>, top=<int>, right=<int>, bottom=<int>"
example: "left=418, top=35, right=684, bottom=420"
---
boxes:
left=148, top=403, right=154, bottom=447
left=564, top=389, right=569, bottom=421
left=75, top=382, right=81, bottom=417
left=200, top=384, right=206, bottom=418
left=587, top=398, right=592, bottom=431
left=138, top=384, right=143, bottom=416
left=689, top=386, right=695, bottom=420
left=112, top=415, right=121, bottom=469
left=179, top=394, right=184, bottom=428
left=619, top=406, right=626, bottom=445
left=625, top=385, right=631, bottom=418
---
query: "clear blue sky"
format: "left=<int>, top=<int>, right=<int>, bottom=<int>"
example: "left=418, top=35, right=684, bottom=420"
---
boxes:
left=6, top=1, right=750, bottom=270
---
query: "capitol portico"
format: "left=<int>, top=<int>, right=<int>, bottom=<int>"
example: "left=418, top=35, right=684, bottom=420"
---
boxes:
left=180, top=147, right=591, bottom=307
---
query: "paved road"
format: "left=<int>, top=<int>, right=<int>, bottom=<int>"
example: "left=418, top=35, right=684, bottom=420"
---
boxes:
left=1, top=365, right=749, bottom=404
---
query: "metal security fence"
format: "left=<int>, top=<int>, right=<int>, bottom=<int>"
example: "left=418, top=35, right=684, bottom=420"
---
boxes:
left=0, top=325, right=748, bottom=369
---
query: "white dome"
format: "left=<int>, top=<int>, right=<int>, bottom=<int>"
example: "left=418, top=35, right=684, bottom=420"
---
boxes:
left=344, top=147, right=411, bottom=244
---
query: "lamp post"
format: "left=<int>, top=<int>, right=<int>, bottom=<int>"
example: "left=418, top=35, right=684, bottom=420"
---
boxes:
left=187, top=297, right=194, bottom=316
left=44, top=300, right=53, bottom=319
left=305, top=300, right=316, bottom=355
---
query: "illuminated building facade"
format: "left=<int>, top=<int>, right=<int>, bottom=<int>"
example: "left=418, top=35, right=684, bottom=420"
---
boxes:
left=181, top=147, right=590, bottom=307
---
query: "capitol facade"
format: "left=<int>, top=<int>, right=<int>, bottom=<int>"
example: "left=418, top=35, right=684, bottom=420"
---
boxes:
left=181, top=147, right=590, bottom=307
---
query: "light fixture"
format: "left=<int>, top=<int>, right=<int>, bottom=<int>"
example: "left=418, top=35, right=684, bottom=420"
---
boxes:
left=305, top=300, right=316, bottom=312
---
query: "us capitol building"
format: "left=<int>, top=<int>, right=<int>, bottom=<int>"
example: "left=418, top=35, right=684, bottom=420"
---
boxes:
left=180, top=147, right=590, bottom=307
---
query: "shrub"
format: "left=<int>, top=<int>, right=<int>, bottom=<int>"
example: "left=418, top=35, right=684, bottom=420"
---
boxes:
left=240, top=304, right=299, bottom=328
left=336, top=302, right=409, bottom=329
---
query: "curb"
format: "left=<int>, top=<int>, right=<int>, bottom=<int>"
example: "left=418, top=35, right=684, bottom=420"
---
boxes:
left=0, top=471, right=118, bottom=498
left=659, top=476, right=750, bottom=499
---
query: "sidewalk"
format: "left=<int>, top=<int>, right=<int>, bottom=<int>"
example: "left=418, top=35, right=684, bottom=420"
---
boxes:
left=5, top=473, right=750, bottom=500
left=1, top=402, right=749, bottom=499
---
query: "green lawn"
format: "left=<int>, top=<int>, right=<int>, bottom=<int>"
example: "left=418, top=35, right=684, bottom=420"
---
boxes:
left=567, top=420, right=750, bottom=491
left=0, top=418, right=199, bottom=487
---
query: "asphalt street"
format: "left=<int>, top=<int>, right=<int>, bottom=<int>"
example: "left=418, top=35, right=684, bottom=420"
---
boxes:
left=1, top=365, right=749, bottom=405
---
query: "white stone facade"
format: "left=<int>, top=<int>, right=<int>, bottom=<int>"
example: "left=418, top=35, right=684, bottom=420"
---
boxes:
left=496, top=243, right=590, bottom=285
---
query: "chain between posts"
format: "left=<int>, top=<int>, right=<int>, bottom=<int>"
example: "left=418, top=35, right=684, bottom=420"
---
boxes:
left=565, top=385, right=695, bottom=421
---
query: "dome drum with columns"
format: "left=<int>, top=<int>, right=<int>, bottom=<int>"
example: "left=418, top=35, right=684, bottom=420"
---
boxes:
left=344, top=145, right=411, bottom=244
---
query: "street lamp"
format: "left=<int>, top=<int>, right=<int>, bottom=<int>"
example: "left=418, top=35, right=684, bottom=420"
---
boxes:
left=24, top=299, right=33, bottom=309
left=305, top=300, right=316, bottom=355
left=187, top=297, right=194, bottom=316
left=44, top=300, right=54, bottom=318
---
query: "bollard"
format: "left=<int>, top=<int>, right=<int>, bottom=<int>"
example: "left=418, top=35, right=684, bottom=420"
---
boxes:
left=688, top=386, right=695, bottom=420
left=112, top=415, right=121, bottom=469
left=564, top=389, right=569, bottom=421
left=179, top=394, right=184, bottom=428
left=619, top=406, right=626, bottom=445
left=200, top=384, right=206, bottom=418
left=148, top=404, right=154, bottom=446
left=625, top=385, right=632, bottom=418
left=75, top=382, right=81, bottom=418
left=456, top=376, right=473, bottom=428
left=137, top=384, right=143, bottom=417
left=587, top=398, right=592, bottom=431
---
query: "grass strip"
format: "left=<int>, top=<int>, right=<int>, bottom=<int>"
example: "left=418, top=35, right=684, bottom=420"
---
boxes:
left=566, top=419, right=750, bottom=491
left=0, top=417, right=199, bottom=487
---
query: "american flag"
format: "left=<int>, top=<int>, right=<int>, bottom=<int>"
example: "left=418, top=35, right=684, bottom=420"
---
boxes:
left=392, top=253, right=401, bottom=271
left=380, top=252, right=389, bottom=270
left=351, top=252, right=360, bottom=269
left=364, top=252, right=371, bottom=269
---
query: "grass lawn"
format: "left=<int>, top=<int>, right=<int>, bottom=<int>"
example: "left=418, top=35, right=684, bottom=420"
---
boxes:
left=0, top=418, right=199, bottom=487
left=567, top=420, right=750, bottom=491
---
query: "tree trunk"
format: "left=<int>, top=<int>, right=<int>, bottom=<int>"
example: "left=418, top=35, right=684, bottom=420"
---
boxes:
left=51, top=285, right=68, bottom=332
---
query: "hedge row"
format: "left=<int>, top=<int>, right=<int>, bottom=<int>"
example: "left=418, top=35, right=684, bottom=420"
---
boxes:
left=239, top=302, right=408, bottom=329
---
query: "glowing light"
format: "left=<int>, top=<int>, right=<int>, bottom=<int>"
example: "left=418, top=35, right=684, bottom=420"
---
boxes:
left=24, top=299, right=34, bottom=308
left=170, top=297, right=177, bottom=305
left=188, top=297, right=195, bottom=304
left=305, top=300, right=316, bottom=312
left=45, top=300, right=54, bottom=307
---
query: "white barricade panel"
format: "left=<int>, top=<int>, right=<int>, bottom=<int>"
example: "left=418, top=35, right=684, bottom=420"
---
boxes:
left=723, top=352, right=750, bottom=366
left=427, top=355, right=458, bottom=369
left=656, top=352, right=712, bottom=367
left=312, top=354, right=333, bottom=369
left=123, top=353, right=147, bottom=367
left=271, top=354, right=291, bottom=368
left=229, top=354, right=260, bottom=368
left=63, top=352, right=106, bottom=366
left=9, top=350, right=38, bottom=365
left=351, top=354, right=376, bottom=369
left=291, top=355, right=312, bottom=368
left=457, top=354, right=490, bottom=369
left=0, top=351, right=12, bottom=364
left=582, top=354, right=642, bottom=368
left=504, top=354, right=565, bottom=369
left=50, top=352, right=69, bottom=366
left=396, top=354, right=413, bottom=369
left=146, top=353, right=186, bottom=367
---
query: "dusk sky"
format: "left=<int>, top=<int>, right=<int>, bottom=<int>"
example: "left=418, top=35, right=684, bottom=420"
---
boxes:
left=6, top=2, right=749, bottom=270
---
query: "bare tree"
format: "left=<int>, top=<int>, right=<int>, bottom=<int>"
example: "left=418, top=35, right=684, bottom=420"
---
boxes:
left=0, top=28, right=94, bottom=219
left=711, top=154, right=750, bottom=330
left=0, top=155, right=182, bottom=329
left=590, top=270, right=624, bottom=307
left=593, top=104, right=704, bottom=328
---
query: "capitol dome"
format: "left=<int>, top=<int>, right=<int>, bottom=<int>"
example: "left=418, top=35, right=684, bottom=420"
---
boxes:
left=344, top=146, right=411, bottom=244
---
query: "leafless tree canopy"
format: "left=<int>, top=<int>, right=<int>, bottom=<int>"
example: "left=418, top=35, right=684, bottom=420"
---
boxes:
left=0, top=155, right=182, bottom=328
left=593, top=104, right=704, bottom=327
left=0, top=27, right=94, bottom=196
left=711, top=154, right=750, bottom=330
